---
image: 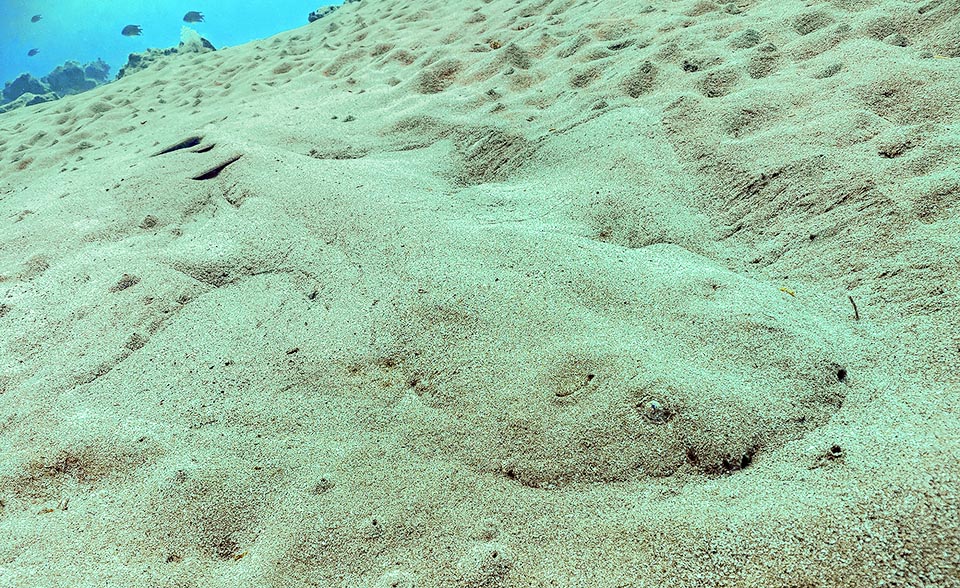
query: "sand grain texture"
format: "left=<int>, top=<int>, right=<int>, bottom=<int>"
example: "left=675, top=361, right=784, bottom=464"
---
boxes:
left=1, top=0, right=959, bottom=586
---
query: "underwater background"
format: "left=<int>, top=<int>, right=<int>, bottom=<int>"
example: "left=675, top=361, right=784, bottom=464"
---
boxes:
left=1, top=0, right=958, bottom=584
left=0, top=0, right=342, bottom=88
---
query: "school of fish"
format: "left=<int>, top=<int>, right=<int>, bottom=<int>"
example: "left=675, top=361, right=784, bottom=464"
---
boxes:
left=25, top=10, right=207, bottom=56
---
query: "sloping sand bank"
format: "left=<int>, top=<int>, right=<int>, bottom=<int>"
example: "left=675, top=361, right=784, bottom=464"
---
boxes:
left=0, top=1, right=958, bottom=586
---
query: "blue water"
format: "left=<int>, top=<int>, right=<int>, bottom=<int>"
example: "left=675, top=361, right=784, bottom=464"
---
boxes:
left=1, top=0, right=341, bottom=85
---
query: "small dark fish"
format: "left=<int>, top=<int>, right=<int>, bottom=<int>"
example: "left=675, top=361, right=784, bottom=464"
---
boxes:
left=183, top=11, right=204, bottom=23
left=121, top=25, right=143, bottom=37
left=27, top=48, right=39, bottom=56
left=31, top=14, right=42, bottom=23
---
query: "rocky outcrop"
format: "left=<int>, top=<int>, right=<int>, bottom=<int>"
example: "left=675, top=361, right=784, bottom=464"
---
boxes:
left=309, top=0, right=360, bottom=23
left=0, top=59, right=112, bottom=112
left=117, top=32, right=216, bottom=80
left=84, top=59, right=111, bottom=84
left=0, top=91, right=58, bottom=114
left=0, top=26, right=214, bottom=110
left=43, top=61, right=104, bottom=96
left=116, top=47, right=179, bottom=80
left=308, top=7, right=338, bottom=22
left=2, top=73, right=47, bottom=103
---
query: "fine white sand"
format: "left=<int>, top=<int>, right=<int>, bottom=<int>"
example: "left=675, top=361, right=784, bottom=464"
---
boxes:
left=1, top=1, right=959, bottom=586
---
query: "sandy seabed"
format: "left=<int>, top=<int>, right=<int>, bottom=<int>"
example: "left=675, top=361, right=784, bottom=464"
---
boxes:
left=0, top=0, right=959, bottom=586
